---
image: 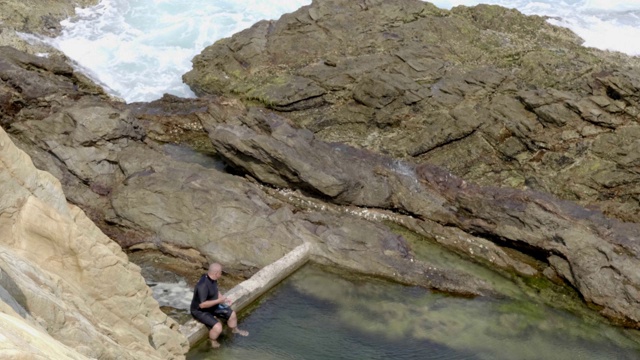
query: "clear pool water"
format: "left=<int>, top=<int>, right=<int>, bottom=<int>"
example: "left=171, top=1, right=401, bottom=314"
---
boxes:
left=186, top=264, right=640, bottom=360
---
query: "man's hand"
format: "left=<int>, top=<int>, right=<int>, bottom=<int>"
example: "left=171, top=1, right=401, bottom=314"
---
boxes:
left=219, top=294, right=233, bottom=305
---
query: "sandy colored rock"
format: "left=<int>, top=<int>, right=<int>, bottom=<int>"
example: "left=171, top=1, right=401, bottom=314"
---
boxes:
left=0, top=300, right=91, bottom=360
left=0, top=126, right=188, bottom=359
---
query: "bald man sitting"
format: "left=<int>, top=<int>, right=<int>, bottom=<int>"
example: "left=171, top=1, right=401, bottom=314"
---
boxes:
left=190, top=263, right=249, bottom=348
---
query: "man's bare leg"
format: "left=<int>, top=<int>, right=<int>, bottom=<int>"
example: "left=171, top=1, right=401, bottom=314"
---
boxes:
left=227, top=311, right=249, bottom=336
left=209, top=322, right=223, bottom=348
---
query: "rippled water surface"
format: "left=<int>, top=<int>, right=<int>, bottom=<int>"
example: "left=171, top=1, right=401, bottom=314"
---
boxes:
left=186, top=264, right=640, bottom=360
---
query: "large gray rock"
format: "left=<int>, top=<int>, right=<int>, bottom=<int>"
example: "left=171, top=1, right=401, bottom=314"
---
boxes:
left=4, top=46, right=639, bottom=326
left=183, top=0, right=640, bottom=223
left=1, top=46, right=493, bottom=299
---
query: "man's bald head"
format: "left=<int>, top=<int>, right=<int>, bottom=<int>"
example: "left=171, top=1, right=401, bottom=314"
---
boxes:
left=208, top=263, right=222, bottom=279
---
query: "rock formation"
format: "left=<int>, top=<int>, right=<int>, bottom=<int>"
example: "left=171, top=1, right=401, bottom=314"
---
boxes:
left=0, top=0, right=99, bottom=56
left=0, top=126, right=188, bottom=358
left=182, top=0, right=640, bottom=327
left=194, top=98, right=640, bottom=326
left=183, top=0, right=640, bottom=224
left=1, top=44, right=492, bottom=295
left=2, top=0, right=640, bottom=356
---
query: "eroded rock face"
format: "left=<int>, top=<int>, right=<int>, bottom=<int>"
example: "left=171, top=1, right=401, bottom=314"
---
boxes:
left=183, top=0, right=640, bottom=223
left=0, top=299, right=92, bottom=360
left=3, top=36, right=640, bottom=327
left=0, top=45, right=484, bottom=298
left=0, top=127, right=188, bottom=359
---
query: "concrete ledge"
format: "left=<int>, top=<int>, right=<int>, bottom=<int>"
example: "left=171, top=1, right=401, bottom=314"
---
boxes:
left=179, top=242, right=313, bottom=347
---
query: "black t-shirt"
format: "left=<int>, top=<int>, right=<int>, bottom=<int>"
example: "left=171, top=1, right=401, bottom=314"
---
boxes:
left=190, top=274, right=219, bottom=313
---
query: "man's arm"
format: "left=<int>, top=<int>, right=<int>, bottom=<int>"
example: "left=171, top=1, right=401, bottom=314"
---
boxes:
left=197, top=282, right=228, bottom=309
left=199, top=295, right=226, bottom=309
left=195, top=281, right=222, bottom=309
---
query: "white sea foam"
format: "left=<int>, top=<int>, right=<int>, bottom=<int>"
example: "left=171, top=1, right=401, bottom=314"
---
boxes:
left=431, top=0, right=640, bottom=55
left=148, top=280, right=193, bottom=310
left=47, top=0, right=640, bottom=103
left=45, top=0, right=312, bottom=103
left=581, top=0, right=640, bottom=12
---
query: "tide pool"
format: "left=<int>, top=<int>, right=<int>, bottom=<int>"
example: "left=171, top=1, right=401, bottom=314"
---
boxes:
left=187, top=264, right=640, bottom=360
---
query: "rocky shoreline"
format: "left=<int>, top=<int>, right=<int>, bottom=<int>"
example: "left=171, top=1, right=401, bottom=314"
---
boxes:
left=2, top=0, right=640, bottom=358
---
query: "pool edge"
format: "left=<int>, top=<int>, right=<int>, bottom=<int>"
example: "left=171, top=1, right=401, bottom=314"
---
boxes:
left=179, top=242, right=314, bottom=347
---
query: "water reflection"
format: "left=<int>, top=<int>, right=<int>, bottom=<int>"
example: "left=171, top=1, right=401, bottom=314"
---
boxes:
left=163, top=143, right=226, bottom=170
left=187, top=265, right=640, bottom=360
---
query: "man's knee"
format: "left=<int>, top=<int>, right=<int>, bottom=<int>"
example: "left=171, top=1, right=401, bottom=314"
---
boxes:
left=209, top=322, right=222, bottom=337
left=214, top=322, right=223, bottom=331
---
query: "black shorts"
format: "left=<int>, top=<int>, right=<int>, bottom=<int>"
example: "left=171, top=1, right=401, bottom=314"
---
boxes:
left=192, top=305, right=233, bottom=328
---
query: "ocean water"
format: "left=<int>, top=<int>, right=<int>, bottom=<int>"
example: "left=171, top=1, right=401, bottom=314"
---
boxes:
left=43, top=0, right=640, bottom=103
left=44, top=0, right=311, bottom=102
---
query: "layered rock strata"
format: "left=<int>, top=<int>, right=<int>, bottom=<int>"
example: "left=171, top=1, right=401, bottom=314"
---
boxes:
left=198, top=100, right=640, bottom=327
left=183, top=0, right=640, bottom=223
left=0, top=126, right=188, bottom=359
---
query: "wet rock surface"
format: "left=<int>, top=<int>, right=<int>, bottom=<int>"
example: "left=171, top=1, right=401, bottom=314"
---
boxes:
left=0, top=0, right=97, bottom=37
left=199, top=99, right=640, bottom=326
left=0, top=0, right=99, bottom=56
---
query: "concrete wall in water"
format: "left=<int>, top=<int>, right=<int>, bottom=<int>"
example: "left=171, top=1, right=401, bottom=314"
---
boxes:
left=179, top=242, right=313, bottom=347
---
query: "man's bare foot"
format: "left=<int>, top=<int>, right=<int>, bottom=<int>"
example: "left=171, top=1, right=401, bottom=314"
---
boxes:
left=210, top=340, right=221, bottom=349
left=232, top=328, right=249, bottom=336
